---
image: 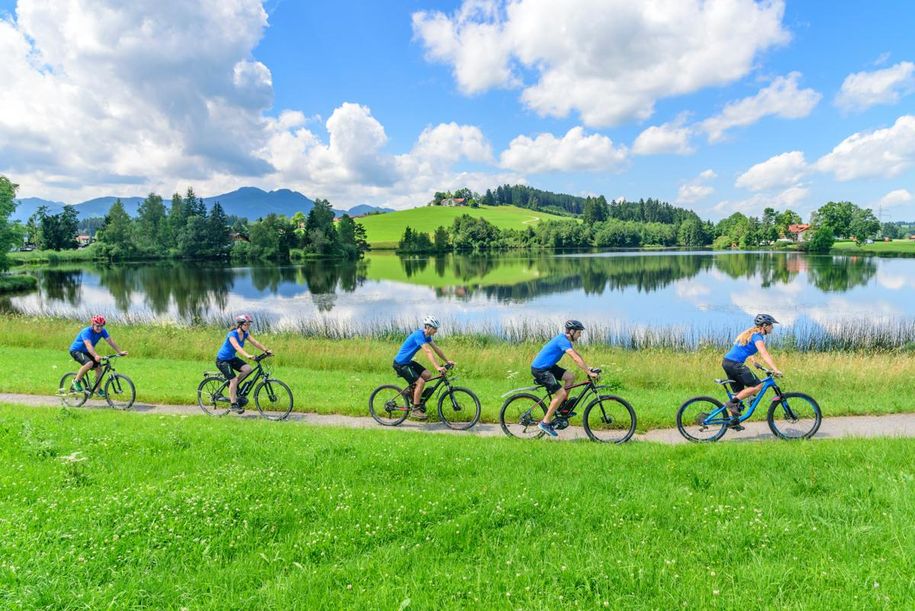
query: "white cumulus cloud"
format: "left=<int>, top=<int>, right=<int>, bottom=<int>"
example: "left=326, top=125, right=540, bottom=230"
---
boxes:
left=736, top=151, right=808, bottom=191
left=413, top=0, right=789, bottom=127
left=676, top=169, right=716, bottom=204
left=835, top=61, right=915, bottom=112
left=878, top=189, right=913, bottom=207
left=815, top=115, right=915, bottom=181
left=632, top=116, right=694, bottom=155
left=701, top=72, right=821, bottom=142
left=499, top=127, right=627, bottom=174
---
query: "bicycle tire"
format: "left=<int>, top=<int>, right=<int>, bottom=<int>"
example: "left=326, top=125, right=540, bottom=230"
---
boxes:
left=582, top=394, right=637, bottom=444
left=676, top=396, right=728, bottom=443
left=197, top=375, right=231, bottom=416
left=59, top=372, right=88, bottom=407
left=104, top=373, right=136, bottom=410
left=369, top=384, right=410, bottom=426
left=254, top=379, right=294, bottom=421
left=437, top=386, right=481, bottom=430
left=767, top=392, right=821, bottom=440
left=499, top=392, right=547, bottom=439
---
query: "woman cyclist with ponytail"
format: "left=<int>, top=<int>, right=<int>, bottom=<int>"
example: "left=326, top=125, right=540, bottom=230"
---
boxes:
left=721, top=314, right=783, bottom=430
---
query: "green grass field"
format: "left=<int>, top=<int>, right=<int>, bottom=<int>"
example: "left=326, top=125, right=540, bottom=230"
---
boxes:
left=831, top=239, right=915, bottom=256
left=357, top=205, right=573, bottom=248
left=3, top=317, right=915, bottom=430
left=1, top=404, right=912, bottom=608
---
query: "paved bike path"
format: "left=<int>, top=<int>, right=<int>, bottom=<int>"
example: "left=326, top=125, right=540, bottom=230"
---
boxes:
left=2, top=392, right=915, bottom=444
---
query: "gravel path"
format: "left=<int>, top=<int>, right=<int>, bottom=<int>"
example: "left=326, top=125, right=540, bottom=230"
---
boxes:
left=2, top=392, right=914, bottom=444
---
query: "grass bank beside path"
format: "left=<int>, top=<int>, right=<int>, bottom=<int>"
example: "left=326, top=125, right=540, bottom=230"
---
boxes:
left=831, top=239, right=915, bottom=256
left=1, top=405, right=912, bottom=608
left=357, top=204, right=573, bottom=249
left=4, top=317, right=915, bottom=429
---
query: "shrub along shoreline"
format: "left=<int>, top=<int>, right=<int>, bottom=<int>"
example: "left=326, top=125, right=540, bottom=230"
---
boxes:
left=3, top=316, right=914, bottom=429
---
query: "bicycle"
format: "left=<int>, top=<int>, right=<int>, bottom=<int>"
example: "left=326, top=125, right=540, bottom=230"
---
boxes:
left=196, top=353, right=293, bottom=420
left=498, top=368, right=637, bottom=443
left=59, top=354, right=135, bottom=410
left=676, top=363, right=822, bottom=442
left=368, top=363, right=481, bottom=430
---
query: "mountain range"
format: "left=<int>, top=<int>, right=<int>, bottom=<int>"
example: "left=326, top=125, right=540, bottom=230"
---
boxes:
left=11, top=187, right=393, bottom=222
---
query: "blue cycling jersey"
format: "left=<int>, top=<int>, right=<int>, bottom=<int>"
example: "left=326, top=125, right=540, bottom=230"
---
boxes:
left=69, top=326, right=110, bottom=353
left=394, top=329, right=431, bottom=365
left=724, top=333, right=765, bottom=363
left=217, top=329, right=249, bottom=361
left=531, top=333, right=573, bottom=369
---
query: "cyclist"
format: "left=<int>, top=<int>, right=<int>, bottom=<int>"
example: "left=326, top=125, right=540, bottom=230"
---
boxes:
left=392, top=315, right=454, bottom=420
left=68, top=315, right=127, bottom=395
left=532, top=320, right=598, bottom=437
left=216, top=313, right=271, bottom=413
left=721, top=313, right=783, bottom=430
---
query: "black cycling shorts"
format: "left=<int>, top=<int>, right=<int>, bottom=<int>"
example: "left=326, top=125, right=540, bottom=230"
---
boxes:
left=532, top=364, right=566, bottom=393
left=70, top=350, right=98, bottom=367
left=393, top=360, right=425, bottom=385
left=216, top=357, right=247, bottom=380
left=722, top=359, right=760, bottom=393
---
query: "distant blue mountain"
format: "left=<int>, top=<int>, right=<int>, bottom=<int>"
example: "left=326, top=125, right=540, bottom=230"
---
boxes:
left=11, top=187, right=392, bottom=222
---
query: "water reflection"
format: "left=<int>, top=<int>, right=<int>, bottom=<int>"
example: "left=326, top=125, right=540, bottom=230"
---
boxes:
left=5, top=252, right=900, bottom=329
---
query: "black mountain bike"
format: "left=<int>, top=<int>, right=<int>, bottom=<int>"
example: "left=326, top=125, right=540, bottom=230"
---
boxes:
left=59, top=354, right=135, bottom=410
left=499, top=368, right=637, bottom=443
left=197, top=353, right=293, bottom=420
left=369, top=363, right=481, bottom=430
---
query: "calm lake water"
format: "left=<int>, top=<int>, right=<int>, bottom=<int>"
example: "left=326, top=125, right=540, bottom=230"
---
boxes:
left=8, top=251, right=915, bottom=343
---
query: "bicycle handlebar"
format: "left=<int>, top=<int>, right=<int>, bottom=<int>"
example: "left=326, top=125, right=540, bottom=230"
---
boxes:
left=254, top=352, right=273, bottom=362
left=754, top=363, right=782, bottom=377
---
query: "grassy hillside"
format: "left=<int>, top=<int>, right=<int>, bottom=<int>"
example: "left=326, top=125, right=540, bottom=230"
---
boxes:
left=357, top=205, right=573, bottom=248
left=1, top=405, right=911, bottom=608
left=832, top=239, right=915, bottom=256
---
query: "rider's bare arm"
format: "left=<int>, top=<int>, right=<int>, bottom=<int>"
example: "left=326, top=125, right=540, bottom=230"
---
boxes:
left=249, top=336, right=270, bottom=354
left=565, top=348, right=598, bottom=377
left=422, top=344, right=445, bottom=371
left=229, top=336, right=253, bottom=359
left=105, top=337, right=127, bottom=356
left=754, top=341, right=781, bottom=375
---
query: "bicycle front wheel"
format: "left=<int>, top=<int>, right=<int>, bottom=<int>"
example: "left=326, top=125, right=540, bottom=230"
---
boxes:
left=59, top=372, right=88, bottom=407
left=499, top=393, right=547, bottom=439
left=676, top=396, right=728, bottom=442
left=368, top=384, right=410, bottom=426
left=197, top=375, right=230, bottom=416
left=437, top=386, right=481, bottom=430
left=104, top=374, right=136, bottom=410
left=582, top=395, right=637, bottom=444
left=255, top=379, right=294, bottom=421
left=767, top=392, right=821, bottom=440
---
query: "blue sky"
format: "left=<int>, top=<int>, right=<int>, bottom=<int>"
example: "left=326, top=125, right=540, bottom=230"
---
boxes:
left=1, top=0, right=913, bottom=220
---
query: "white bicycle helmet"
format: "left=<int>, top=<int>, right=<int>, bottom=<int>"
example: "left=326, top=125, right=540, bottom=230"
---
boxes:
left=422, top=315, right=441, bottom=329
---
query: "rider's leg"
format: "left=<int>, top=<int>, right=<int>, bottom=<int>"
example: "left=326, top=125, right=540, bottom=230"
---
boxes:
left=726, top=383, right=762, bottom=414
left=75, top=359, right=94, bottom=384
left=413, top=370, right=432, bottom=406
left=229, top=364, right=252, bottom=404
left=542, top=386, right=568, bottom=425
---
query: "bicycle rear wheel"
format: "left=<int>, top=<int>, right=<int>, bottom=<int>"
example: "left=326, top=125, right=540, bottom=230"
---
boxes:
left=438, top=386, right=481, bottom=430
left=369, top=384, right=410, bottom=426
left=255, top=379, right=294, bottom=421
left=767, top=392, right=821, bottom=440
left=104, top=374, right=136, bottom=410
left=197, top=375, right=230, bottom=416
left=499, top=393, right=547, bottom=439
left=582, top=395, right=637, bottom=443
left=59, top=372, right=89, bottom=407
left=676, top=396, right=728, bottom=442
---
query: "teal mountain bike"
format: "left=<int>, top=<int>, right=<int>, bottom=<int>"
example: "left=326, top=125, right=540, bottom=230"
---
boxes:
left=676, top=364, right=821, bottom=442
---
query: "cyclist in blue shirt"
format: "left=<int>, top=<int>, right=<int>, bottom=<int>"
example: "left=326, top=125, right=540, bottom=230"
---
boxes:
left=216, top=313, right=271, bottom=413
left=68, top=315, right=127, bottom=394
left=392, top=315, right=454, bottom=419
left=532, top=320, right=598, bottom=437
left=721, top=313, right=783, bottom=430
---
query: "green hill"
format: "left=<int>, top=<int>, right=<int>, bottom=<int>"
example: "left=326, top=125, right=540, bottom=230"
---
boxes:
left=356, top=205, right=572, bottom=248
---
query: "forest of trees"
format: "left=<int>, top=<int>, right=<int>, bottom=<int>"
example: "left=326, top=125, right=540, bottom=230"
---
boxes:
left=19, top=188, right=368, bottom=262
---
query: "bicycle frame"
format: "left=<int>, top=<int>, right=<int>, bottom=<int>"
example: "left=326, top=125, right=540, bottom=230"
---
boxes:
left=403, top=367, right=457, bottom=405
left=223, top=356, right=271, bottom=398
left=704, top=371, right=782, bottom=426
left=83, top=356, right=118, bottom=393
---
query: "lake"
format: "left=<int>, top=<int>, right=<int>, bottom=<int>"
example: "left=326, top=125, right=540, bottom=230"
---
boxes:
left=8, top=251, right=915, bottom=347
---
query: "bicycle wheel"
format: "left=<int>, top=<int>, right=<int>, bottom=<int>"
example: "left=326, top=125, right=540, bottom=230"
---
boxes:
left=499, top=393, right=547, bottom=439
left=58, top=372, right=88, bottom=407
left=582, top=395, right=637, bottom=444
left=254, top=379, right=294, bottom=421
left=104, top=374, right=136, bottom=410
left=437, top=386, right=481, bottom=430
left=767, top=392, right=821, bottom=440
left=676, top=396, right=728, bottom=442
left=369, top=384, right=410, bottom=426
left=197, top=375, right=231, bottom=416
